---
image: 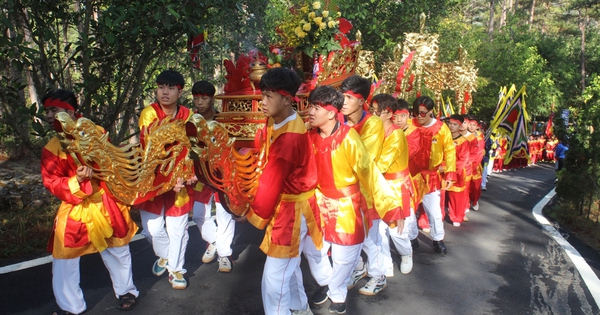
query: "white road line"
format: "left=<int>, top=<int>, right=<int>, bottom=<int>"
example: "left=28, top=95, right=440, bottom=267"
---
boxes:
left=532, top=188, right=600, bottom=306
left=0, top=221, right=198, bottom=275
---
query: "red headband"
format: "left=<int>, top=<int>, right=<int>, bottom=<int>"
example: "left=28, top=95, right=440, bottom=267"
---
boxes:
left=419, top=104, right=428, bottom=110
left=270, top=89, right=300, bottom=103
left=343, top=91, right=365, bottom=100
left=193, top=93, right=212, bottom=97
left=314, top=102, right=338, bottom=112
left=394, top=109, right=409, bottom=115
left=449, top=118, right=462, bottom=125
left=43, top=98, right=76, bottom=112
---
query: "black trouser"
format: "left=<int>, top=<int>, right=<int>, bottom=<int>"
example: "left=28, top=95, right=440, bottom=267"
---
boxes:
left=556, top=158, right=564, bottom=172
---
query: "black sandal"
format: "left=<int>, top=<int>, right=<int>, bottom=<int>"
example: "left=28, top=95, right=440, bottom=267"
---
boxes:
left=118, top=293, right=137, bottom=311
left=51, top=311, right=76, bottom=315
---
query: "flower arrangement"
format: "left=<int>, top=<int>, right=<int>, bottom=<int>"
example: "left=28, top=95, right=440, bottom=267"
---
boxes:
left=278, top=1, right=342, bottom=57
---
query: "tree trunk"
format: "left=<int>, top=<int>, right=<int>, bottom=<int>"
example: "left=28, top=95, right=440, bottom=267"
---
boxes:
left=488, top=0, right=496, bottom=37
left=579, top=9, right=586, bottom=93
left=529, top=0, right=536, bottom=31
left=500, top=0, right=507, bottom=29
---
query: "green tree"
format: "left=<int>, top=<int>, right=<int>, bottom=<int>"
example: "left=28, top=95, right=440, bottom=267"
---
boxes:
left=0, top=0, right=273, bottom=159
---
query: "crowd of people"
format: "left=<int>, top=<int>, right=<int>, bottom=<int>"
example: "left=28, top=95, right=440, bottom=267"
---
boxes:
left=41, top=69, right=504, bottom=315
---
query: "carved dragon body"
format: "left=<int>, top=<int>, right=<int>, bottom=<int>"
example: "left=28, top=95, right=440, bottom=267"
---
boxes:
left=186, top=114, right=267, bottom=216
left=54, top=112, right=194, bottom=205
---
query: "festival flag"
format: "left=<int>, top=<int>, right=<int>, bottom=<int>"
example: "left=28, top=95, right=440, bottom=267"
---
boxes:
left=545, top=111, right=555, bottom=138
left=439, top=97, right=446, bottom=118
left=504, top=105, right=530, bottom=164
left=486, top=84, right=516, bottom=136
left=188, top=29, right=207, bottom=69
left=440, top=97, right=455, bottom=118
left=489, top=85, right=529, bottom=164
left=447, top=97, right=455, bottom=116
left=489, top=84, right=517, bottom=133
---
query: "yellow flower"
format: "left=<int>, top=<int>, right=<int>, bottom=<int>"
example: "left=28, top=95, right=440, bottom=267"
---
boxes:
left=295, top=26, right=302, bottom=34
left=312, top=1, right=321, bottom=10
left=328, top=20, right=336, bottom=28
left=319, top=23, right=326, bottom=30
left=301, top=6, right=309, bottom=13
left=337, top=12, right=341, bottom=17
left=313, top=17, right=323, bottom=25
left=298, top=31, right=306, bottom=38
left=322, top=11, right=329, bottom=18
left=303, top=23, right=311, bottom=31
left=308, top=12, right=316, bottom=20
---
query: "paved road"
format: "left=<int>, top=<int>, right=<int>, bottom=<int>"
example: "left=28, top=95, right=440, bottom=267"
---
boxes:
left=2, top=163, right=599, bottom=315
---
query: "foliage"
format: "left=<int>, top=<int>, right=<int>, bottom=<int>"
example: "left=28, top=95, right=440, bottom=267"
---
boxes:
left=556, top=74, right=600, bottom=223
left=544, top=199, right=600, bottom=252
left=337, top=0, right=457, bottom=70
left=0, top=0, right=274, bottom=157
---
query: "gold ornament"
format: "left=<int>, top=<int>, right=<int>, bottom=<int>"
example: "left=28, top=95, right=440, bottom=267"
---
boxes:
left=186, top=114, right=268, bottom=216
left=54, top=112, right=194, bottom=205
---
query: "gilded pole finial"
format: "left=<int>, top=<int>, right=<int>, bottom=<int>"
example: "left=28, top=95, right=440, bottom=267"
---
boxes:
left=420, top=13, right=427, bottom=33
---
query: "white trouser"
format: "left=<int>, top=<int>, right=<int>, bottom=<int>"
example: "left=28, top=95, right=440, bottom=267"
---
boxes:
left=52, top=245, right=138, bottom=314
left=330, top=243, right=362, bottom=303
left=193, top=199, right=235, bottom=257
left=422, top=190, right=444, bottom=241
left=361, top=219, right=385, bottom=278
left=482, top=161, right=492, bottom=187
left=379, top=221, right=394, bottom=274
left=390, top=208, right=416, bottom=256
left=262, top=215, right=311, bottom=315
left=140, top=209, right=189, bottom=273
left=486, top=160, right=494, bottom=177
left=304, top=240, right=362, bottom=303
left=302, top=236, right=332, bottom=287
left=407, top=209, right=419, bottom=240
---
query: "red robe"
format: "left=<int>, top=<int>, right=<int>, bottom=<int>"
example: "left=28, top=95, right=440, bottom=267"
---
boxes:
left=310, top=124, right=404, bottom=245
left=446, top=135, right=470, bottom=223
left=246, top=114, right=322, bottom=258
left=42, top=135, right=137, bottom=259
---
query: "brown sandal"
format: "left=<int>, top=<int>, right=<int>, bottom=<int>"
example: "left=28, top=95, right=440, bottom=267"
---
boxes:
left=118, top=293, right=137, bottom=311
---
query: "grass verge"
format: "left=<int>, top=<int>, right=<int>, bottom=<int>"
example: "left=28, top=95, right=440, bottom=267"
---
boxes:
left=544, top=197, right=600, bottom=252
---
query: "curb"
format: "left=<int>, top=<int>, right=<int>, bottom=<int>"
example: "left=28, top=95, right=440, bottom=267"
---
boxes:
left=532, top=188, right=600, bottom=307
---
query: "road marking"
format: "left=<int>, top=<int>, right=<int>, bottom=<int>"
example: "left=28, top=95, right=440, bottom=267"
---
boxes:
left=532, top=188, right=600, bottom=306
left=0, top=221, right=198, bottom=274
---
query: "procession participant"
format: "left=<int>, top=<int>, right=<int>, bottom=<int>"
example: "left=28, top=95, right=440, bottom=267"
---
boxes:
left=243, top=67, right=322, bottom=315
left=545, top=136, right=556, bottom=162
left=340, top=75, right=396, bottom=295
left=137, top=70, right=195, bottom=290
left=372, top=94, right=415, bottom=275
left=467, top=115, right=485, bottom=211
left=393, top=99, right=424, bottom=246
left=190, top=80, right=236, bottom=273
left=481, top=125, right=493, bottom=191
left=41, top=89, right=139, bottom=314
left=554, top=136, right=569, bottom=175
left=412, top=96, right=457, bottom=254
left=306, top=85, right=404, bottom=314
left=528, top=135, right=537, bottom=165
left=445, top=115, right=470, bottom=226
left=458, top=115, right=476, bottom=214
